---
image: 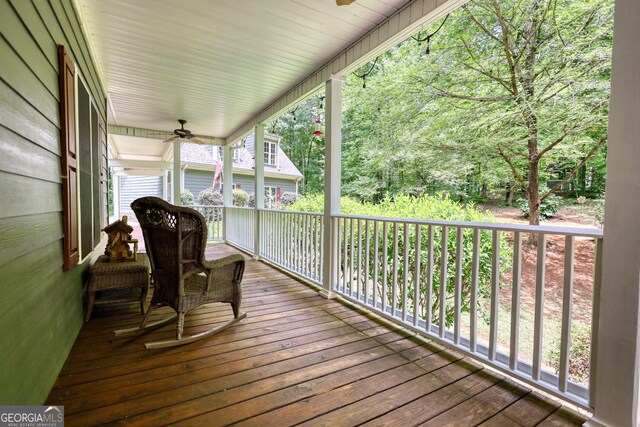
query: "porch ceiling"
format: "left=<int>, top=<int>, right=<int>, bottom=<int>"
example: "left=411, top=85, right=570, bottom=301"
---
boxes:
left=74, top=0, right=407, bottom=139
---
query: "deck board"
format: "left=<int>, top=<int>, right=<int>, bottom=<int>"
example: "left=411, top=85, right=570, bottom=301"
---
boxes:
left=47, top=244, right=589, bottom=426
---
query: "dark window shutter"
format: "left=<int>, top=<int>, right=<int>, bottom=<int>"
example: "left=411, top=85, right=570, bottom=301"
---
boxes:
left=276, top=187, right=281, bottom=203
left=58, top=45, right=79, bottom=271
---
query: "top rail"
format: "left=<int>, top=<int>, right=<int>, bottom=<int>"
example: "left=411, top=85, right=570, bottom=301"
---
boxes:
left=333, top=213, right=603, bottom=238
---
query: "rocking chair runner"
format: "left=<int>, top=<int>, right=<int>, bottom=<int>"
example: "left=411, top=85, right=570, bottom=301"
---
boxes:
left=115, top=196, right=246, bottom=349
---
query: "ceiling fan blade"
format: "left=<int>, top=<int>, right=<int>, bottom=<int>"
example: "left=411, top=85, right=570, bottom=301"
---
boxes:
left=189, top=137, right=206, bottom=145
left=336, top=0, right=355, bottom=5
left=163, top=136, right=179, bottom=143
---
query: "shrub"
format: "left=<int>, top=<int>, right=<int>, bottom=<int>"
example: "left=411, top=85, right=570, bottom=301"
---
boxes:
left=248, top=192, right=255, bottom=208
left=280, top=191, right=299, bottom=207
left=197, top=187, right=223, bottom=220
left=287, top=193, right=511, bottom=327
left=198, top=187, right=223, bottom=206
left=516, top=192, right=562, bottom=220
left=233, top=189, right=249, bottom=207
left=180, top=189, right=195, bottom=206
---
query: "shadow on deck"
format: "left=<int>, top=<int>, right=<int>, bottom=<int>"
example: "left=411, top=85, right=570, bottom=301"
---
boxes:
left=47, top=244, right=588, bottom=426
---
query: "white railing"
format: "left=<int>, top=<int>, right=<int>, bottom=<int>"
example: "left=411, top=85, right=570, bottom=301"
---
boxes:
left=226, top=207, right=255, bottom=253
left=259, top=209, right=324, bottom=284
left=333, top=214, right=603, bottom=410
left=191, top=205, right=224, bottom=242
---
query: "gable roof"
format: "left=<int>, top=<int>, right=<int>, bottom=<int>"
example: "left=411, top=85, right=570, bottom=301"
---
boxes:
left=180, top=133, right=302, bottom=179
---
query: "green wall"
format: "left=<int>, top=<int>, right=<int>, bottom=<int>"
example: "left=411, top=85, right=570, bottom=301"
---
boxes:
left=0, top=0, right=107, bottom=404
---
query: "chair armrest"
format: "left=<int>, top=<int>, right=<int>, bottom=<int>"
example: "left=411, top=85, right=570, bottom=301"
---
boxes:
left=202, top=254, right=245, bottom=270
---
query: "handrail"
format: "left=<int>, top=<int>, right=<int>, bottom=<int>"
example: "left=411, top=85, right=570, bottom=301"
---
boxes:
left=334, top=213, right=603, bottom=237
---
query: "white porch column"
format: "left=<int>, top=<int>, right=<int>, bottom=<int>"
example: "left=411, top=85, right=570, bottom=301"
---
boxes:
left=172, top=141, right=181, bottom=205
left=223, top=144, right=233, bottom=242
left=112, top=173, right=120, bottom=220
left=254, top=125, right=265, bottom=258
left=320, top=76, right=343, bottom=299
left=588, top=1, right=640, bottom=425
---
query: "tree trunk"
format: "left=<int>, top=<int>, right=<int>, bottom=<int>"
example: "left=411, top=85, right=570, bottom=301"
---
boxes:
left=528, top=158, right=540, bottom=226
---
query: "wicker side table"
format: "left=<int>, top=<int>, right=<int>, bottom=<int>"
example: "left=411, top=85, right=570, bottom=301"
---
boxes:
left=85, top=254, right=150, bottom=321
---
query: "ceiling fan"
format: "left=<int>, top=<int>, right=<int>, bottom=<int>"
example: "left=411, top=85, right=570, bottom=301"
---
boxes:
left=336, top=0, right=356, bottom=4
left=163, top=119, right=206, bottom=145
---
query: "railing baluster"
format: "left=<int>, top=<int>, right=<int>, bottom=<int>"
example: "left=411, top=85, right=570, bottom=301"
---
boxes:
left=402, top=223, right=410, bottom=321
left=413, top=224, right=421, bottom=327
left=373, top=221, right=379, bottom=310
left=319, top=215, right=324, bottom=283
left=589, top=237, right=603, bottom=407
left=357, top=218, right=362, bottom=301
left=533, top=233, right=547, bottom=380
left=510, top=231, right=522, bottom=370
left=382, top=222, right=389, bottom=313
left=365, top=219, right=370, bottom=305
left=489, top=230, right=500, bottom=361
left=426, top=225, right=434, bottom=334
left=454, top=226, right=463, bottom=345
left=559, top=235, right=575, bottom=392
left=439, top=226, right=448, bottom=338
left=349, top=218, right=355, bottom=296
left=470, top=228, right=480, bottom=352
left=392, top=223, right=399, bottom=318
left=342, top=218, right=348, bottom=292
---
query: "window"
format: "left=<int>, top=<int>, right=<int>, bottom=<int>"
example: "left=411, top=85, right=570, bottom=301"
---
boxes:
left=58, top=45, right=108, bottom=269
left=264, top=140, right=277, bottom=166
left=264, top=186, right=276, bottom=209
left=218, top=146, right=240, bottom=162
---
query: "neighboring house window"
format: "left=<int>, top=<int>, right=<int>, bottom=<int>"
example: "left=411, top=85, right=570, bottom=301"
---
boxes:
left=264, top=186, right=276, bottom=208
left=218, top=146, right=240, bottom=163
left=264, top=186, right=281, bottom=209
left=264, top=140, right=277, bottom=166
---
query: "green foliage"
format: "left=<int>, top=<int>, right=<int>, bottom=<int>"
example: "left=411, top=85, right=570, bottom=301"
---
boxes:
left=198, top=187, right=223, bottom=206
left=547, top=323, right=592, bottom=385
left=180, top=189, right=195, bottom=206
left=516, top=193, right=562, bottom=220
left=247, top=192, right=255, bottom=208
left=232, top=189, right=249, bottom=207
left=280, top=191, right=299, bottom=207
left=288, top=193, right=511, bottom=326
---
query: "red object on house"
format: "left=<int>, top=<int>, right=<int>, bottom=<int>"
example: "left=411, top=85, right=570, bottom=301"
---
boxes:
left=313, top=119, right=323, bottom=138
left=213, top=160, right=222, bottom=191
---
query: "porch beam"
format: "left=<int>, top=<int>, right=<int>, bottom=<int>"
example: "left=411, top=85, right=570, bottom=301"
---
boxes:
left=226, top=0, right=467, bottom=143
left=588, top=0, right=640, bottom=425
left=320, top=76, right=344, bottom=299
left=108, top=125, right=224, bottom=145
left=254, top=124, right=265, bottom=258
left=223, top=145, right=233, bottom=241
left=109, top=159, right=171, bottom=170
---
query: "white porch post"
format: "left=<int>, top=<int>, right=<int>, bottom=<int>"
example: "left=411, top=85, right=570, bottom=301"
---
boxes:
left=172, top=141, right=181, bottom=205
left=223, top=144, right=233, bottom=242
left=112, top=173, right=120, bottom=220
left=320, top=76, right=343, bottom=299
left=588, top=1, right=640, bottom=425
left=254, top=125, right=265, bottom=258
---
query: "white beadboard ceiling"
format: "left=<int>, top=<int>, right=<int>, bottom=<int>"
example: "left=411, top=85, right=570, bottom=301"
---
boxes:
left=75, top=0, right=409, bottom=142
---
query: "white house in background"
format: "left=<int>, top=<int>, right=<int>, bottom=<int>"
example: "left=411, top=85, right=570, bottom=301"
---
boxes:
left=182, top=132, right=303, bottom=202
left=113, top=133, right=302, bottom=217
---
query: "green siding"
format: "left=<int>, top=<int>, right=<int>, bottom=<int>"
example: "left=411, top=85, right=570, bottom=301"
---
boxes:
left=0, top=0, right=107, bottom=405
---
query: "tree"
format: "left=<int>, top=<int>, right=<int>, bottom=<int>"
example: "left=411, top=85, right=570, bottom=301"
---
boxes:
left=417, top=0, right=612, bottom=224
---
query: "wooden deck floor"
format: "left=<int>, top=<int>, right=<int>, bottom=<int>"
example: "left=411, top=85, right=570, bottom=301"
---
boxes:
left=47, top=244, right=588, bottom=426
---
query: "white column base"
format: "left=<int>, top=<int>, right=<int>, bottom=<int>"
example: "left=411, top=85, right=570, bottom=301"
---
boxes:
left=318, top=289, right=335, bottom=299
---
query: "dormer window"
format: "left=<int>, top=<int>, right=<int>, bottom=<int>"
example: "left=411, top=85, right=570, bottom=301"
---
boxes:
left=264, top=140, right=277, bottom=166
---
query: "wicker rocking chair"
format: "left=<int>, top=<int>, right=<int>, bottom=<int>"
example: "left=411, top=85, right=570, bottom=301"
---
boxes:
left=114, top=197, right=246, bottom=349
